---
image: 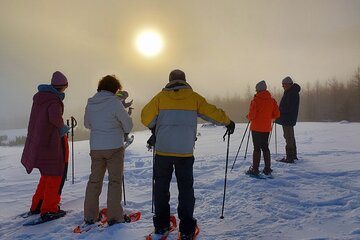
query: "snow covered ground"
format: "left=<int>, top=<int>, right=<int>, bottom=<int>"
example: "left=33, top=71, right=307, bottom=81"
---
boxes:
left=0, top=122, right=360, bottom=240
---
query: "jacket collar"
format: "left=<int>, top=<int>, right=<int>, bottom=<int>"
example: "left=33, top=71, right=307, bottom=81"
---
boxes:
left=37, top=84, right=65, bottom=100
left=163, top=80, right=192, bottom=91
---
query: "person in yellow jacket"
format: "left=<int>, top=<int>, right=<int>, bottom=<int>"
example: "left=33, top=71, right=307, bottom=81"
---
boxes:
left=141, top=69, right=235, bottom=240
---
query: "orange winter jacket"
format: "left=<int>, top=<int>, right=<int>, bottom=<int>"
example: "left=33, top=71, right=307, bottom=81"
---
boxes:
left=246, top=90, right=280, bottom=132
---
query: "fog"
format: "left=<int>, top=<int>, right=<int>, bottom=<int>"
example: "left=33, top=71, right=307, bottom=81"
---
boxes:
left=0, top=0, right=359, bottom=129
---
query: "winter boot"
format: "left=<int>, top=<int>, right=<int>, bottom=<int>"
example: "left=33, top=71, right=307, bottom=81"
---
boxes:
left=179, top=224, right=199, bottom=240
left=263, top=150, right=272, bottom=175
left=41, top=209, right=66, bottom=221
left=278, top=157, right=294, bottom=163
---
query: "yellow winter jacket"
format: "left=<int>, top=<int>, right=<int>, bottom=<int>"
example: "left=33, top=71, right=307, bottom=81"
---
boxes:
left=141, top=80, right=230, bottom=157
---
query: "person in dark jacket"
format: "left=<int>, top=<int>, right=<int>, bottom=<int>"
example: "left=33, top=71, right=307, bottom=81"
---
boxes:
left=141, top=69, right=235, bottom=240
left=21, top=71, right=70, bottom=220
left=275, top=76, right=301, bottom=163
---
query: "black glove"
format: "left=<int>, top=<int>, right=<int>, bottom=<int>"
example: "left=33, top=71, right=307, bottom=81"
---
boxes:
left=226, top=120, right=235, bottom=134
left=147, top=134, right=156, bottom=147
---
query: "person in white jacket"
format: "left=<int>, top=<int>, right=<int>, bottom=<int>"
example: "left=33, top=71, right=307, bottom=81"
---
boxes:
left=83, top=75, right=133, bottom=226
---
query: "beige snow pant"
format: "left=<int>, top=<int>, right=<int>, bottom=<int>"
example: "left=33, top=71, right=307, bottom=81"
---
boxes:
left=84, top=147, right=124, bottom=223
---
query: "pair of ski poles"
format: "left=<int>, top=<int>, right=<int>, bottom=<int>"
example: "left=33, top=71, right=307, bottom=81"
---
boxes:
left=230, top=121, right=277, bottom=171
left=66, top=116, right=77, bottom=184
left=220, top=121, right=277, bottom=219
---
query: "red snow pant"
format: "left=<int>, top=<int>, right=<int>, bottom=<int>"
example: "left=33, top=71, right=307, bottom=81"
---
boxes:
left=30, top=175, right=62, bottom=214
left=30, top=136, right=69, bottom=214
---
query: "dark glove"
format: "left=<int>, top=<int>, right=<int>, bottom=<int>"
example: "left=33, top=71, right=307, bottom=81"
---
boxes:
left=226, top=120, right=235, bottom=134
left=147, top=134, right=156, bottom=148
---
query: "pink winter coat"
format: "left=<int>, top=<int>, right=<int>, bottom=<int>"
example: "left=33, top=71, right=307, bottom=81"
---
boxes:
left=21, top=85, right=66, bottom=176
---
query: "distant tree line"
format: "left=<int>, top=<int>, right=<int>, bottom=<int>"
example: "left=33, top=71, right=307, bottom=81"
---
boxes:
left=0, top=135, right=27, bottom=146
left=208, top=67, right=360, bottom=123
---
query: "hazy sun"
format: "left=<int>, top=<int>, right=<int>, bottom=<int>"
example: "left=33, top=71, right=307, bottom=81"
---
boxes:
left=136, top=30, right=163, bottom=57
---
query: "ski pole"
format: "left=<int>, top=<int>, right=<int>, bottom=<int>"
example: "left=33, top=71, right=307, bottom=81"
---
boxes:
left=151, top=148, right=155, bottom=213
left=66, top=119, right=70, bottom=181
left=243, top=127, right=251, bottom=161
left=268, top=121, right=275, bottom=145
left=70, top=116, right=77, bottom=184
left=231, top=121, right=250, bottom=171
left=220, top=129, right=231, bottom=219
left=275, top=122, right=277, bottom=155
left=122, top=175, right=126, bottom=205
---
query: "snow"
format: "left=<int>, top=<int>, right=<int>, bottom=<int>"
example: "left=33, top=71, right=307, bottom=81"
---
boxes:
left=1, top=122, right=360, bottom=239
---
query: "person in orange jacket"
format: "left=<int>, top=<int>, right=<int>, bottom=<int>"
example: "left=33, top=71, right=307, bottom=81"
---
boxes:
left=246, top=80, right=280, bottom=176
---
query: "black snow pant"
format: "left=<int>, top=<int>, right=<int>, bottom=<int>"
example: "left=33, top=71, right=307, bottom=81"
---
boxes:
left=251, top=131, right=270, bottom=154
left=153, top=154, right=197, bottom=235
left=251, top=131, right=271, bottom=171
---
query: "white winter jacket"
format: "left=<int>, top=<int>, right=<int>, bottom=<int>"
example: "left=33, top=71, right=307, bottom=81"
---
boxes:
left=84, top=90, right=133, bottom=150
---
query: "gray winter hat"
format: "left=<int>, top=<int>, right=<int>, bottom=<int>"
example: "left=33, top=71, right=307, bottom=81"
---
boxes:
left=255, top=80, right=267, bottom=92
left=282, top=76, right=293, bottom=84
left=169, top=69, right=186, bottom=82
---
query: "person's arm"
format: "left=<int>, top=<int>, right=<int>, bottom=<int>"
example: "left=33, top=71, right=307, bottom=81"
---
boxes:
left=115, top=100, right=133, bottom=133
left=246, top=100, right=256, bottom=121
left=272, top=99, right=281, bottom=119
left=197, top=93, right=230, bottom=125
left=48, top=102, right=64, bottom=128
left=141, top=95, right=159, bottom=128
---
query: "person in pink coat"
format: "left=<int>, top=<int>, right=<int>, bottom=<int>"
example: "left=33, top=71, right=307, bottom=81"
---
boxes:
left=21, top=71, right=70, bottom=221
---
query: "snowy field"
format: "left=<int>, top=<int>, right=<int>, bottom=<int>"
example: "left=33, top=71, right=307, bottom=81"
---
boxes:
left=0, top=122, right=360, bottom=240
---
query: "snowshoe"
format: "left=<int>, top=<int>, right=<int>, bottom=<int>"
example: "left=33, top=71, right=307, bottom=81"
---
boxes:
left=277, top=157, right=294, bottom=163
left=245, top=167, right=260, bottom=176
left=23, top=210, right=67, bottom=226
left=146, top=215, right=177, bottom=240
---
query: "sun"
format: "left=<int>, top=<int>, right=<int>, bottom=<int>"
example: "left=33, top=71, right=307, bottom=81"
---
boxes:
left=135, top=30, right=163, bottom=57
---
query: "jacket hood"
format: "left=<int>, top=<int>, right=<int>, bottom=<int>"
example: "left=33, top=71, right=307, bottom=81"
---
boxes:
left=86, top=90, right=119, bottom=111
left=33, top=84, right=64, bottom=105
left=289, top=83, right=301, bottom=93
left=255, top=90, right=272, bottom=100
left=37, top=84, right=65, bottom=100
left=162, top=80, right=194, bottom=100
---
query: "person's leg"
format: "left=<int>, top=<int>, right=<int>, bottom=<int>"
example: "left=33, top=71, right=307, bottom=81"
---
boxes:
left=174, top=156, right=196, bottom=236
left=106, top=148, right=124, bottom=223
left=84, top=150, right=107, bottom=222
left=292, top=127, right=298, bottom=159
left=40, top=176, right=62, bottom=214
left=283, top=126, right=296, bottom=161
left=259, top=132, right=271, bottom=173
left=251, top=131, right=261, bottom=172
left=30, top=176, right=46, bottom=213
left=153, top=155, right=174, bottom=231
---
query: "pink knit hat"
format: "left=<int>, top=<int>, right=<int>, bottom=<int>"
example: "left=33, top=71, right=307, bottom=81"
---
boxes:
left=51, top=71, right=68, bottom=86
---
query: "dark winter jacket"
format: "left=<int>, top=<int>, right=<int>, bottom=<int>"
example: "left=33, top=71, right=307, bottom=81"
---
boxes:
left=276, top=83, right=301, bottom=126
left=21, top=85, right=66, bottom=176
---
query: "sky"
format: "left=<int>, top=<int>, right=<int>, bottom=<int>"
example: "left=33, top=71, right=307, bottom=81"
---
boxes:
left=0, top=0, right=360, bottom=128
